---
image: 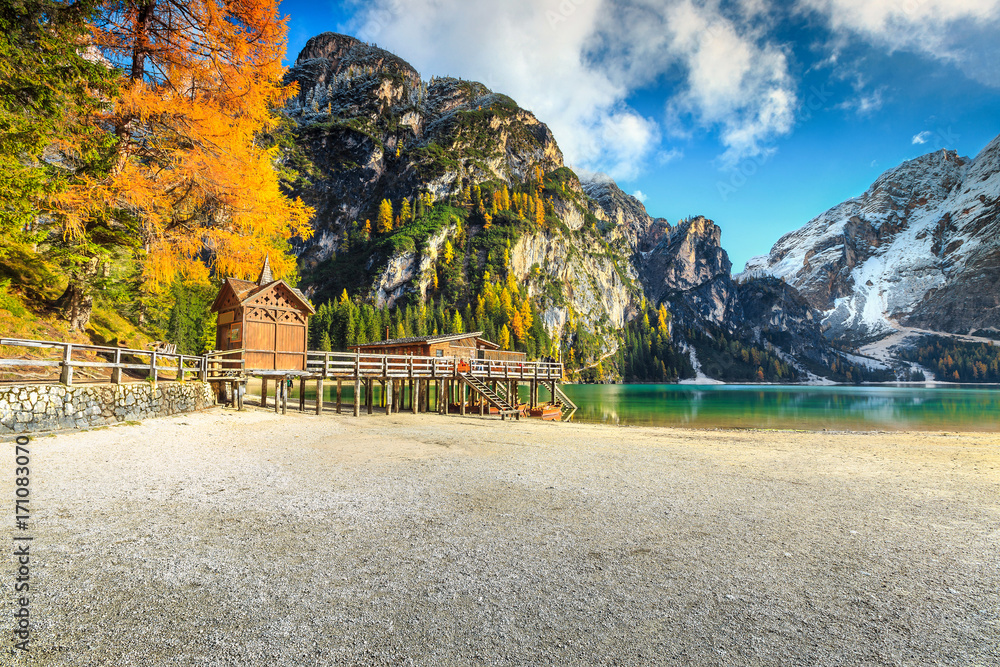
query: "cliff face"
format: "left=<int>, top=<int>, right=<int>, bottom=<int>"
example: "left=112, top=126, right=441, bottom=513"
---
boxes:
left=745, top=135, right=1000, bottom=338
left=283, top=33, right=641, bottom=347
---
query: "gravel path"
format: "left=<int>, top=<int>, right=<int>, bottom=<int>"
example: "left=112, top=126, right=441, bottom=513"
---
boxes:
left=6, top=408, right=1000, bottom=665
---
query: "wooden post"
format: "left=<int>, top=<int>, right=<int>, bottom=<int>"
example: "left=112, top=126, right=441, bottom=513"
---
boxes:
left=460, top=381, right=466, bottom=416
left=367, top=379, right=374, bottom=415
left=177, top=356, right=184, bottom=382
left=353, top=376, right=361, bottom=417
left=274, top=377, right=281, bottom=415
left=150, top=351, right=158, bottom=384
left=237, top=382, right=244, bottom=411
left=316, top=378, right=324, bottom=415
left=386, top=379, right=393, bottom=416
left=282, top=376, right=288, bottom=415
left=442, top=379, right=448, bottom=414
left=299, top=378, right=306, bottom=412
left=199, top=355, right=207, bottom=382
left=412, top=379, right=419, bottom=414
left=262, top=377, right=268, bottom=408
left=111, top=348, right=122, bottom=385
left=336, top=379, right=342, bottom=414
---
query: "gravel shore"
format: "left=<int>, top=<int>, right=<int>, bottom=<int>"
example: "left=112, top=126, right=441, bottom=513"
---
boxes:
left=7, top=407, right=1000, bottom=665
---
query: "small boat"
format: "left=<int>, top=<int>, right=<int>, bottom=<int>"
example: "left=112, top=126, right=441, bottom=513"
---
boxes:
left=528, top=404, right=562, bottom=420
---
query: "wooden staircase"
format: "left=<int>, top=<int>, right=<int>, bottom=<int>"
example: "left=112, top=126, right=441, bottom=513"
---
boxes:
left=459, top=373, right=521, bottom=419
left=553, top=384, right=577, bottom=421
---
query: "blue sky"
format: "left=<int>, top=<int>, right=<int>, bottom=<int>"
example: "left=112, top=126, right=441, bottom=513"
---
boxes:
left=278, top=0, right=1000, bottom=271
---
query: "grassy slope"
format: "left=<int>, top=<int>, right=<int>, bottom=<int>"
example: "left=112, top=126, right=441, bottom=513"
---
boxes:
left=0, top=245, right=154, bottom=382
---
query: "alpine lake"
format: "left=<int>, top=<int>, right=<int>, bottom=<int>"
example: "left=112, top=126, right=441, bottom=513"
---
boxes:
left=556, top=383, right=1000, bottom=432
left=278, top=379, right=999, bottom=432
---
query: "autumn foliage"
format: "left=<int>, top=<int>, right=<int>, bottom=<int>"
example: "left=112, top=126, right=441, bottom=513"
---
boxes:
left=59, top=0, right=312, bottom=288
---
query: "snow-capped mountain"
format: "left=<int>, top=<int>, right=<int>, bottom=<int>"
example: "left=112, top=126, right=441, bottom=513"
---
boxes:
left=745, top=134, right=1000, bottom=339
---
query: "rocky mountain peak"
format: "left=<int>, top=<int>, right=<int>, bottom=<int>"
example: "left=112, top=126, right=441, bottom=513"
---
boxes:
left=745, top=132, right=1000, bottom=339
left=295, top=32, right=420, bottom=85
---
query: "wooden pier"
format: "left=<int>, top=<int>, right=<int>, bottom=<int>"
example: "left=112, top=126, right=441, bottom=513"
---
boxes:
left=215, top=350, right=568, bottom=420
left=0, top=338, right=571, bottom=421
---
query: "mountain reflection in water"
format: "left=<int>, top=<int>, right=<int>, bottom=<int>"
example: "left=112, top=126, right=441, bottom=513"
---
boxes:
left=558, top=384, right=1000, bottom=431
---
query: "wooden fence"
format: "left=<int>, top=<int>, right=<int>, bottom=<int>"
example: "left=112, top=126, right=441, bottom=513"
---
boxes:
left=0, top=338, right=206, bottom=386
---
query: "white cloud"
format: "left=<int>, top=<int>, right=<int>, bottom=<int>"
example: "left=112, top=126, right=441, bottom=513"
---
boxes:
left=341, top=0, right=798, bottom=177
left=632, top=190, right=648, bottom=202
left=799, top=0, right=1000, bottom=86
left=912, top=131, right=932, bottom=145
left=594, top=0, right=797, bottom=167
left=838, top=86, right=885, bottom=116
left=657, top=148, right=684, bottom=165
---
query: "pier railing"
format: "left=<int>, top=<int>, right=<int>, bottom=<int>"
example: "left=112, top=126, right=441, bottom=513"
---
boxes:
left=305, top=351, right=562, bottom=381
left=0, top=337, right=563, bottom=385
left=0, top=337, right=207, bottom=385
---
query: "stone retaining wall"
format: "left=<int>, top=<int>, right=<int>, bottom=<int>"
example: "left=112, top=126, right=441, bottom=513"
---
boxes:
left=0, top=382, right=216, bottom=435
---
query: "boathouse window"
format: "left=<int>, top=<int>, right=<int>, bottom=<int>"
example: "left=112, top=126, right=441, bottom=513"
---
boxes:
left=436, top=350, right=444, bottom=357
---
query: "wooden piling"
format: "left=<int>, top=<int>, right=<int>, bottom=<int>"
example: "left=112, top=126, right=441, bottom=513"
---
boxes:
left=386, top=379, right=393, bottom=416
left=412, top=379, right=419, bottom=414
left=316, top=378, right=324, bottom=415
left=261, top=377, right=268, bottom=408
left=353, top=377, right=360, bottom=417
left=299, top=378, right=306, bottom=412
left=336, top=379, right=342, bottom=414
left=281, top=376, right=288, bottom=415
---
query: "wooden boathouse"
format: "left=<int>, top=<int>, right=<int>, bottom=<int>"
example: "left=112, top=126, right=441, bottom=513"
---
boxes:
left=204, top=258, right=574, bottom=420
left=210, top=256, right=315, bottom=371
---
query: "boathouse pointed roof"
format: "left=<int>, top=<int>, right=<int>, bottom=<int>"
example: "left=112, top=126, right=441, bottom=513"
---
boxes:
left=210, top=256, right=315, bottom=315
left=256, top=254, right=273, bottom=286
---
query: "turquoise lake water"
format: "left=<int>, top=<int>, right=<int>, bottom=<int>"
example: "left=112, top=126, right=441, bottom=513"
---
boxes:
left=557, top=383, right=1000, bottom=431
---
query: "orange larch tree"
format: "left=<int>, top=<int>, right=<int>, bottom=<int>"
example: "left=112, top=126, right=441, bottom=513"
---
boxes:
left=55, top=0, right=312, bottom=327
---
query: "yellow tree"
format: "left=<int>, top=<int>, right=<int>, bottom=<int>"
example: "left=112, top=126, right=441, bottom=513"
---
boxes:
left=60, top=0, right=313, bottom=301
left=534, top=195, right=545, bottom=227
left=377, top=199, right=393, bottom=233
left=657, top=304, right=670, bottom=335
left=498, top=324, right=511, bottom=350
left=511, top=309, right=524, bottom=343
left=399, top=198, right=412, bottom=225
left=519, top=299, right=533, bottom=331
left=499, top=287, right=514, bottom=323
left=442, top=240, right=454, bottom=264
